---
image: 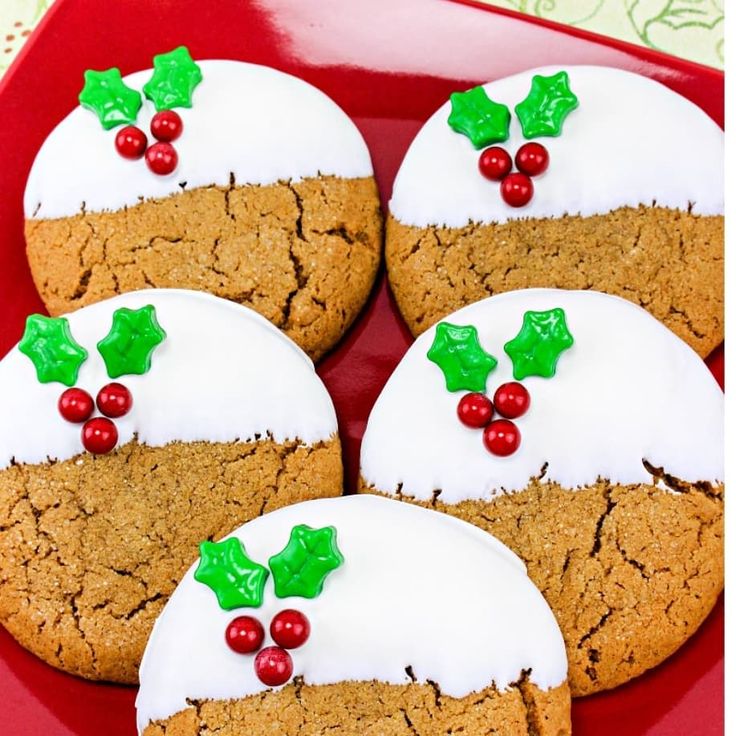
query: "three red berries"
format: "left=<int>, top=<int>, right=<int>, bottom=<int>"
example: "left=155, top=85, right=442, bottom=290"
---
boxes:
left=58, top=382, right=133, bottom=455
left=225, top=609, right=310, bottom=687
left=456, top=382, right=530, bottom=456
left=114, top=110, right=183, bottom=176
left=478, top=142, right=549, bottom=207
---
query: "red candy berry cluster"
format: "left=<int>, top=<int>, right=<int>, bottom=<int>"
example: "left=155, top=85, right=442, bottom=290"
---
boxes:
left=58, top=382, right=133, bottom=454
left=226, top=609, right=310, bottom=687
left=114, top=110, right=183, bottom=175
left=478, top=142, right=549, bottom=207
left=456, top=382, right=530, bottom=456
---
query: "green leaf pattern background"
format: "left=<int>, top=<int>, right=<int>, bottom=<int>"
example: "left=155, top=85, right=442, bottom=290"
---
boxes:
left=1, top=0, right=49, bottom=76
left=0, top=0, right=724, bottom=77
left=485, top=0, right=723, bottom=67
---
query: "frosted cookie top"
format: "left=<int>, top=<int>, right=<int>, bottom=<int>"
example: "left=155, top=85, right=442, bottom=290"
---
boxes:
left=0, top=289, right=337, bottom=468
left=135, top=495, right=567, bottom=732
left=24, top=58, right=373, bottom=219
left=390, top=65, right=724, bottom=227
left=361, top=289, right=723, bottom=503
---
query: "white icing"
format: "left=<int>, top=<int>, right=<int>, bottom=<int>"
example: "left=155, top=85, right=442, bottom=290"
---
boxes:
left=24, top=60, right=373, bottom=219
left=135, top=495, right=567, bottom=732
left=390, top=65, right=724, bottom=227
left=360, top=289, right=723, bottom=503
left=0, top=289, right=337, bottom=469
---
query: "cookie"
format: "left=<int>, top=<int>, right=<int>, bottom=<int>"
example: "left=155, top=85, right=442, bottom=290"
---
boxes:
left=387, top=66, right=723, bottom=358
left=24, top=49, right=383, bottom=360
left=136, top=495, right=570, bottom=735
left=0, top=289, right=342, bottom=683
left=359, top=288, right=723, bottom=695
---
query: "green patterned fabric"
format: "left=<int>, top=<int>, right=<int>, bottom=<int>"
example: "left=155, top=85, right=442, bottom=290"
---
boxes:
left=0, top=0, right=724, bottom=77
left=1, top=0, right=51, bottom=76
left=482, top=0, right=723, bottom=68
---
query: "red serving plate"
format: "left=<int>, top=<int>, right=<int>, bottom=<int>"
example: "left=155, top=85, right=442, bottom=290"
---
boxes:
left=0, top=1, right=723, bottom=733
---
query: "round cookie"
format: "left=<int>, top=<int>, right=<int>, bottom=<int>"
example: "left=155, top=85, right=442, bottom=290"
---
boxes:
left=136, top=495, right=570, bottom=736
left=24, top=49, right=383, bottom=360
left=387, top=65, right=723, bottom=358
left=0, top=289, right=342, bottom=683
left=359, top=288, right=723, bottom=695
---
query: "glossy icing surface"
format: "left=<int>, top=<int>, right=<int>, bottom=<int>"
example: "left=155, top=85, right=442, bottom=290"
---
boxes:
left=0, top=289, right=337, bottom=468
left=25, top=60, right=374, bottom=219
left=390, top=66, right=724, bottom=227
left=136, top=495, right=567, bottom=732
left=361, top=289, right=723, bottom=502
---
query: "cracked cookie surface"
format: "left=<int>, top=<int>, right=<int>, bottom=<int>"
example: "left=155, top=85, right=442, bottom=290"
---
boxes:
left=359, top=472, right=724, bottom=696
left=142, top=676, right=571, bottom=736
left=386, top=206, right=723, bottom=358
left=25, top=176, right=382, bottom=361
left=0, top=436, right=342, bottom=683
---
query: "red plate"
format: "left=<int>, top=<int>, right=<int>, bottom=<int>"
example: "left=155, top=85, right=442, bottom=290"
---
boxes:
left=0, top=1, right=723, bottom=733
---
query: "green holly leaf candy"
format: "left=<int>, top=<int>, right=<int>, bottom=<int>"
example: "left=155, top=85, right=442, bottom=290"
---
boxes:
left=194, top=538, right=270, bottom=610
left=269, top=525, right=344, bottom=599
left=447, top=86, right=511, bottom=149
left=78, top=68, right=142, bottom=130
left=514, top=71, right=579, bottom=139
left=504, top=308, right=574, bottom=380
left=427, top=322, right=497, bottom=393
left=143, top=46, right=203, bottom=111
left=97, top=305, right=166, bottom=379
left=18, top=314, right=88, bottom=387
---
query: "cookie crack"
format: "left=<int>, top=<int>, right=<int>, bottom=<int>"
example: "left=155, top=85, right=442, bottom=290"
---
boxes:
left=426, top=679, right=443, bottom=710
left=590, top=485, right=615, bottom=557
left=576, top=609, right=612, bottom=685
left=400, top=708, right=420, bottom=735
left=286, top=182, right=307, bottom=243
left=667, top=304, right=706, bottom=340
left=224, top=172, right=236, bottom=220
left=515, top=670, right=542, bottom=736
left=643, top=459, right=722, bottom=500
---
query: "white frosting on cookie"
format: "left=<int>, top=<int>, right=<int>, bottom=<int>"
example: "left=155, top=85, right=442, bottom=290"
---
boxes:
left=390, top=65, right=724, bottom=227
left=24, top=60, right=373, bottom=219
left=0, top=289, right=336, bottom=469
left=361, top=289, right=723, bottom=503
left=135, top=495, right=567, bottom=732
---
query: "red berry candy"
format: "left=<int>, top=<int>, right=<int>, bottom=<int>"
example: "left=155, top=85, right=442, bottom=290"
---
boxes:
left=483, top=419, right=521, bottom=457
left=493, top=382, right=530, bottom=419
left=270, top=609, right=311, bottom=650
left=145, top=142, right=178, bottom=175
left=150, top=110, right=183, bottom=142
left=96, top=382, right=133, bottom=418
left=456, top=393, right=494, bottom=429
left=255, top=646, right=293, bottom=687
left=81, top=417, right=118, bottom=455
left=58, top=388, right=94, bottom=423
left=515, top=142, right=549, bottom=177
left=500, top=172, right=534, bottom=207
left=225, top=616, right=265, bottom=654
left=478, top=146, right=512, bottom=181
left=115, top=126, right=148, bottom=160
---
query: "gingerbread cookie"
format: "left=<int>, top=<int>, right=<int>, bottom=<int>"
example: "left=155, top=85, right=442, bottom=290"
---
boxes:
left=359, top=288, right=723, bottom=695
left=387, top=66, right=723, bottom=357
left=136, top=495, right=570, bottom=735
left=24, top=48, right=382, bottom=360
left=0, top=289, right=342, bottom=683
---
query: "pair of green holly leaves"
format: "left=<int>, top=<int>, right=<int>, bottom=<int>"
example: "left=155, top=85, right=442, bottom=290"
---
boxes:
left=79, top=46, right=203, bottom=130
left=18, top=305, right=166, bottom=387
left=195, top=524, right=344, bottom=611
left=428, top=307, right=574, bottom=393
left=448, top=70, right=579, bottom=149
